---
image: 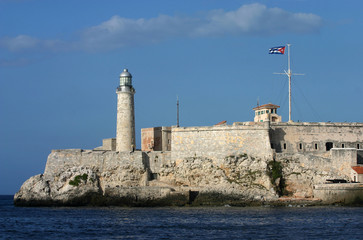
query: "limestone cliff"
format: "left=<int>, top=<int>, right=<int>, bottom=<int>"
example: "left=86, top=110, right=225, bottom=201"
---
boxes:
left=14, top=149, right=350, bottom=206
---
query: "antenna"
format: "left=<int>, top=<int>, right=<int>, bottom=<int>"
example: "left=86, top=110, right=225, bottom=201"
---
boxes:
left=257, top=97, right=260, bottom=107
left=176, top=95, right=180, bottom=127
left=273, top=44, right=304, bottom=122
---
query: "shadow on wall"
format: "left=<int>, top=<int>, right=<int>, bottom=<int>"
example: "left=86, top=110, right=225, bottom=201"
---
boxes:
left=142, top=152, right=150, bottom=169
left=358, top=151, right=363, bottom=164
left=269, top=128, right=286, bottom=153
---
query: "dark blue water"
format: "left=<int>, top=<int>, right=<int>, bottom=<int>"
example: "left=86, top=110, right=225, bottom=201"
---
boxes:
left=1, top=195, right=362, bottom=239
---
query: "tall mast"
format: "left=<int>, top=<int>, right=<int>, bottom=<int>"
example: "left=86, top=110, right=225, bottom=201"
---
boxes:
left=274, top=43, right=304, bottom=122
left=288, top=43, right=292, bottom=122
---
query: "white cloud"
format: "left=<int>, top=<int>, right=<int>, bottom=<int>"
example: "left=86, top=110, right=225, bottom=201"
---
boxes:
left=0, top=3, right=323, bottom=52
left=0, top=35, right=39, bottom=51
left=78, top=3, right=322, bottom=51
left=194, top=4, right=322, bottom=36
left=79, top=15, right=198, bottom=51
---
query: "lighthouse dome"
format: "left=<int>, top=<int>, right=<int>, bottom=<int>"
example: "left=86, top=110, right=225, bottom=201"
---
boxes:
left=120, top=69, right=132, bottom=78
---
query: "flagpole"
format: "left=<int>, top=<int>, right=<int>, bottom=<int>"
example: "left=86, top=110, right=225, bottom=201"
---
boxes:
left=272, top=43, right=304, bottom=123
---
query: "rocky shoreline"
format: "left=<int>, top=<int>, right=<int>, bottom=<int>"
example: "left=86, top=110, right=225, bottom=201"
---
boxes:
left=14, top=149, right=363, bottom=207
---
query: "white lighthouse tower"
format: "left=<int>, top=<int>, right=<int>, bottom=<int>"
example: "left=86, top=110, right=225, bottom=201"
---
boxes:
left=116, top=69, right=136, bottom=152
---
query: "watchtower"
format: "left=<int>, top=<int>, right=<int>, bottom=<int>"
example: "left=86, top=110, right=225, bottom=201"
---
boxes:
left=253, top=103, right=282, bottom=123
left=116, top=69, right=136, bottom=152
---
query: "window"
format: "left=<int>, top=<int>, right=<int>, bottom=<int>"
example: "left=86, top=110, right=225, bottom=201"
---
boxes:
left=266, top=110, right=269, bottom=114
left=283, top=143, right=287, bottom=150
left=357, top=144, right=360, bottom=149
left=271, top=143, right=274, bottom=149
left=299, top=143, right=302, bottom=150
left=315, top=143, right=318, bottom=150
left=271, top=109, right=274, bottom=113
left=342, top=144, right=345, bottom=148
left=326, top=142, right=333, bottom=151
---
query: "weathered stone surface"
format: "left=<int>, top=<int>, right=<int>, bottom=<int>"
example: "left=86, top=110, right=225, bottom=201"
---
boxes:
left=270, top=122, right=363, bottom=154
left=14, top=147, right=361, bottom=207
left=275, top=153, right=350, bottom=198
left=15, top=150, right=281, bottom=206
left=313, top=183, right=363, bottom=204
left=171, top=123, right=273, bottom=161
left=14, top=174, right=51, bottom=206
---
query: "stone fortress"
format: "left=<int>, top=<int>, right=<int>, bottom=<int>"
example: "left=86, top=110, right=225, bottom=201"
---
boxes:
left=14, top=68, right=363, bottom=206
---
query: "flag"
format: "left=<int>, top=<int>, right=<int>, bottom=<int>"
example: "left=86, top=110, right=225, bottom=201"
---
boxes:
left=269, top=46, right=285, bottom=54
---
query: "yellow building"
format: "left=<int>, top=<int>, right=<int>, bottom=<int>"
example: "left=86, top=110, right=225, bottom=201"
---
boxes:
left=253, top=103, right=282, bottom=123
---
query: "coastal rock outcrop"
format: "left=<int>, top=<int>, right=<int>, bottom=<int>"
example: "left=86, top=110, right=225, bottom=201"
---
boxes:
left=14, top=167, right=101, bottom=206
left=15, top=150, right=282, bottom=206
left=14, top=149, right=354, bottom=207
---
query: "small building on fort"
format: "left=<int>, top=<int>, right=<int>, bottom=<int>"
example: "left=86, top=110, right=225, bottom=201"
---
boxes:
left=141, top=127, right=171, bottom=151
left=253, top=103, right=282, bottom=123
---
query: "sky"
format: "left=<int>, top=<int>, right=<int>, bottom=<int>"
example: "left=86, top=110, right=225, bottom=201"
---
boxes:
left=1, top=0, right=362, bottom=194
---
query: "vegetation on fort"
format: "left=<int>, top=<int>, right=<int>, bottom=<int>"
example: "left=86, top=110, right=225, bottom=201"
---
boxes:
left=267, top=160, right=288, bottom=196
left=69, top=174, right=88, bottom=187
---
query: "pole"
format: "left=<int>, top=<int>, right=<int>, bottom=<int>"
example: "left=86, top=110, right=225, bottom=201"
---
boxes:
left=287, top=43, right=292, bottom=122
left=177, top=95, right=179, bottom=127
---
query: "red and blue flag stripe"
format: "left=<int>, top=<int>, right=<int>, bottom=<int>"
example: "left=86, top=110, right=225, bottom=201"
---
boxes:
left=269, top=46, right=285, bottom=54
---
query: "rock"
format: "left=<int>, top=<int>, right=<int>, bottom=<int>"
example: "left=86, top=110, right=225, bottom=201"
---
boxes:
left=14, top=174, right=51, bottom=206
left=15, top=167, right=102, bottom=206
left=14, top=149, right=351, bottom=207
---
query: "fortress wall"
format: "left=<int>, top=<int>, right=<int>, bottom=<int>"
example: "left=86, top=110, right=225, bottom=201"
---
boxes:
left=143, top=151, right=172, bottom=174
left=44, top=149, right=145, bottom=181
left=171, top=123, right=272, bottom=162
left=330, top=148, right=359, bottom=178
left=270, top=122, right=363, bottom=154
left=313, top=183, right=363, bottom=204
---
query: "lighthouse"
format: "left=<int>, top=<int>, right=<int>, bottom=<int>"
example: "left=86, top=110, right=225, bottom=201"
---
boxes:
left=116, top=69, right=136, bottom=152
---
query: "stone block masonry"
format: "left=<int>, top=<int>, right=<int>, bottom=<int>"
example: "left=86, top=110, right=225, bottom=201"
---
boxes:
left=116, top=91, right=135, bottom=152
left=313, top=183, right=363, bottom=204
left=270, top=122, right=363, bottom=154
left=171, top=122, right=273, bottom=163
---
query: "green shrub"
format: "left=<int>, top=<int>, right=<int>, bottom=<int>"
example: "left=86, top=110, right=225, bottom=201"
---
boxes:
left=69, top=174, right=88, bottom=187
left=267, top=161, right=289, bottom=196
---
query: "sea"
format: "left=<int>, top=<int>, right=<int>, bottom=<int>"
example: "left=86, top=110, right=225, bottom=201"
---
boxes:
left=1, top=195, right=362, bottom=239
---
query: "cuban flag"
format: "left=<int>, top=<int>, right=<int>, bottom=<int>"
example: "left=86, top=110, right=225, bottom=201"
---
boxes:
left=269, top=46, right=285, bottom=54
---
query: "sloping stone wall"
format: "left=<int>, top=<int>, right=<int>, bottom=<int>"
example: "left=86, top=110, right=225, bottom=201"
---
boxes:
left=171, top=123, right=273, bottom=162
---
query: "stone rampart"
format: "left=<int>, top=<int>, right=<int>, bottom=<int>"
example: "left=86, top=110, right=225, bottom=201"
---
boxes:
left=270, top=122, right=363, bottom=153
left=313, top=183, right=363, bottom=204
left=171, top=123, right=272, bottom=163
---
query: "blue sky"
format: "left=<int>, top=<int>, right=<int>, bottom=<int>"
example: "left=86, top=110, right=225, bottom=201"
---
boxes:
left=1, top=0, right=362, bottom=194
